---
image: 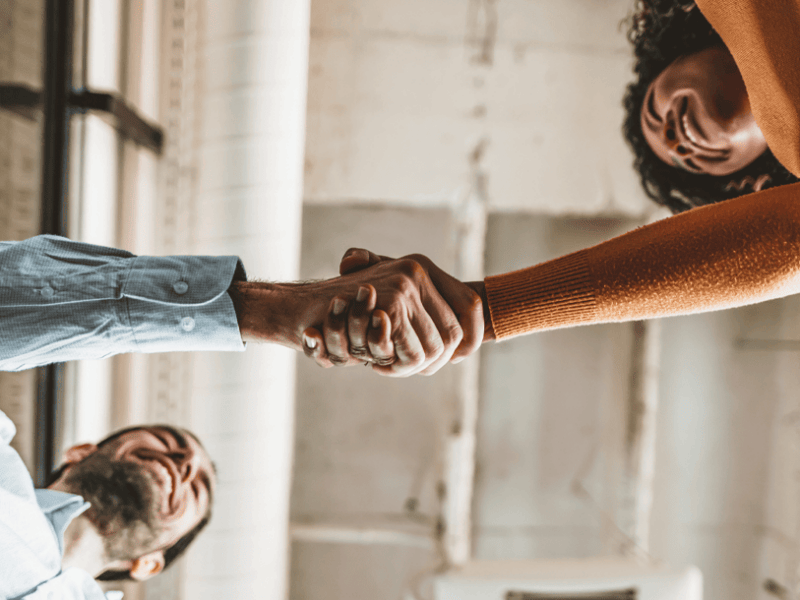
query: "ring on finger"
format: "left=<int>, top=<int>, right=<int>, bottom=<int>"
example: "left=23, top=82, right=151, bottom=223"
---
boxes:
left=373, top=356, right=397, bottom=367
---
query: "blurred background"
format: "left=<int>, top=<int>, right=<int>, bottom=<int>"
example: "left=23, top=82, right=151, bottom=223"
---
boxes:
left=1, top=1, right=799, bottom=599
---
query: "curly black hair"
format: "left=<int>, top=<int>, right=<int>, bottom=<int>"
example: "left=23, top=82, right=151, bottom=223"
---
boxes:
left=622, top=0, right=799, bottom=213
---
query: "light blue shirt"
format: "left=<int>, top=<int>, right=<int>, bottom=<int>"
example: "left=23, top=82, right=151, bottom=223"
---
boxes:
left=0, top=235, right=246, bottom=371
left=0, top=408, right=119, bottom=600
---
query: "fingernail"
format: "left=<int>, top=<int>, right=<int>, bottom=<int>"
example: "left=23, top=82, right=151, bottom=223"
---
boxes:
left=452, top=356, right=464, bottom=364
left=372, top=315, right=381, bottom=328
left=303, top=334, right=317, bottom=349
left=356, top=286, right=369, bottom=302
left=333, top=298, right=347, bottom=315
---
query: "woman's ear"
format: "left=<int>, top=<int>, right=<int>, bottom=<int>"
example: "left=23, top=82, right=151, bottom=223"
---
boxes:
left=62, top=443, right=98, bottom=465
left=128, top=551, right=165, bottom=581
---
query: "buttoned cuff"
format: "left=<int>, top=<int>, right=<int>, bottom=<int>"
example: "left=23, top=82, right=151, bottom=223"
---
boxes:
left=122, top=255, right=247, bottom=354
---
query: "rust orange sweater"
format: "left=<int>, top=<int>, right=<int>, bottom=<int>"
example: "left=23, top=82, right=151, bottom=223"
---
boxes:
left=486, top=182, right=800, bottom=338
left=485, top=0, right=800, bottom=339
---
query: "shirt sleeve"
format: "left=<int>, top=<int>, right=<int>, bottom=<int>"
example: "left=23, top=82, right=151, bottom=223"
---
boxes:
left=19, top=568, right=110, bottom=600
left=485, top=182, right=800, bottom=339
left=0, top=235, right=246, bottom=371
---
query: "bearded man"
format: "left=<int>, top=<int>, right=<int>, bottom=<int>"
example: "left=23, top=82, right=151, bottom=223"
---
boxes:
left=0, top=408, right=214, bottom=599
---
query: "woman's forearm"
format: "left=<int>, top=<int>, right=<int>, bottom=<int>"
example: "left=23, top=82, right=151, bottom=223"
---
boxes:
left=484, top=182, right=800, bottom=340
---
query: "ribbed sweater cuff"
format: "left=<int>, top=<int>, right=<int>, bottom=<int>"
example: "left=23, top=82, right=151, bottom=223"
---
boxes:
left=484, top=250, right=597, bottom=340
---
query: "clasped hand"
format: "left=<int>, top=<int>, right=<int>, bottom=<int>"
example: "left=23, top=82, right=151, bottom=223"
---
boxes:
left=302, top=249, right=485, bottom=376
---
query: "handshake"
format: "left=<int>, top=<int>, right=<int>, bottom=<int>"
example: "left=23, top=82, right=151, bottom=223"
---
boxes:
left=231, top=248, right=494, bottom=376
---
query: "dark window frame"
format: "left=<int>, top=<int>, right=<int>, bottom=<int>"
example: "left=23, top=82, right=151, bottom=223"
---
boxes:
left=0, top=0, right=164, bottom=485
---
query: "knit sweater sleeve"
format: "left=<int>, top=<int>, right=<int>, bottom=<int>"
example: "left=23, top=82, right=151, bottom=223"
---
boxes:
left=484, top=183, right=800, bottom=339
left=696, top=0, right=800, bottom=176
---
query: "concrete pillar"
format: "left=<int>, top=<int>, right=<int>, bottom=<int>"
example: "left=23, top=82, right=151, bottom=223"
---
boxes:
left=183, top=0, right=311, bottom=598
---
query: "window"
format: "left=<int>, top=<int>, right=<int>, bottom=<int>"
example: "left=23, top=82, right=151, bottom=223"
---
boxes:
left=0, top=0, right=163, bottom=483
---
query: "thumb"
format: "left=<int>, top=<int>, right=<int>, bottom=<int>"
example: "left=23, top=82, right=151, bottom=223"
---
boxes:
left=339, top=248, right=384, bottom=275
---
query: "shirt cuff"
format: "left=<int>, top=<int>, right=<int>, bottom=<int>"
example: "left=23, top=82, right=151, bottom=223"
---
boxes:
left=122, top=255, right=247, bottom=354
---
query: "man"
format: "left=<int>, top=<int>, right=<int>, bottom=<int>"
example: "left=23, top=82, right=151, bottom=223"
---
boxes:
left=0, top=407, right=214, bottom=599
left=0, top=235, right=483, bottom=377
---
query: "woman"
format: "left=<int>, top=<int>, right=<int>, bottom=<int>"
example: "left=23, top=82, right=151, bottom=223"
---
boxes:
left=624, top=0, right=800, bottom=212
left=303, top=0, right=800, bottom=376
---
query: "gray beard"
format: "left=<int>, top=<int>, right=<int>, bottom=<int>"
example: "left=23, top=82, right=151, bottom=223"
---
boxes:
left=63, top=453, right=163, bottom=561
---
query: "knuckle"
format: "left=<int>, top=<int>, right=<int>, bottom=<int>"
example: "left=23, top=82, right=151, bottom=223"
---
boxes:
left=441, top=323, right=463, bottom=347
left=404, top=253, right=431, bottom=269
left=393, top=343, right=425, bottom=368
left=429, top=342, right=445, bottom=362
left=396, top=258, right=425, bottom=280
left=328, top=355, right=349, bottom=366
left=461, top=291, right=483, bottom=316
left=374, top=356, right=396, bottom=367
left=350, top=345, right=369, bottom=359
left=408, top=349, right=426, bottom=367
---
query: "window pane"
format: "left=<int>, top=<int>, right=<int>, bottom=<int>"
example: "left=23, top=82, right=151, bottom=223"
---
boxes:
left=76, top=114, right=120, bottom=245
left=86, top=0, right=123, bottom=93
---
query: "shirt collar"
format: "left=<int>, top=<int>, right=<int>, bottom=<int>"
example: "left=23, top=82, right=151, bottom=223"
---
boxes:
left=34, top=489, right=91, bottom=556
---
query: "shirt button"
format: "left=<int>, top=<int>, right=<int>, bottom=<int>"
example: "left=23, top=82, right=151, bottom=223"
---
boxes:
left=173, top=281, right=189, bottom=295
left=41, top=285, right=54, bottom=298
left=181, top=317, right=195, bottom=332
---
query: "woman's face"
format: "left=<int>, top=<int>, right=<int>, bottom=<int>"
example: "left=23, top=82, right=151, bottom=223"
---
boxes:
left=640, top=45, right=767, bottom=176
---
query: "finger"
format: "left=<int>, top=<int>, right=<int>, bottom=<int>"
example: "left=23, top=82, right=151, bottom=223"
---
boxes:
left=406, top=255, right=483, bottom=364
left=411, top=293, right=456, bottom=376
left=324, top=297, right=351, bottom=366
left=348, top=285, right=376, bottom=360
left=366, top=310, right=395, bottom=369
left=419, top=286, right=464, bottom=375
left=432, top=272, right=482, bottom=363
left=397, top=308, right=441, bottom=377
left=450, top=293, right=483, bottom=363
left=373, top=311, right=428, bottom=377
left=302, top=328, right=335, bottom=369
left=339, top=248, right=391, bottom=275
left=339, top=248, right=380, bottom=275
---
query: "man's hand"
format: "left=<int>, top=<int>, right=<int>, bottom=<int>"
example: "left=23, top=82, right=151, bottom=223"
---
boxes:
left=229, top=255, right=477, bottom=377
left=303, top=249, right=489, bottom=375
